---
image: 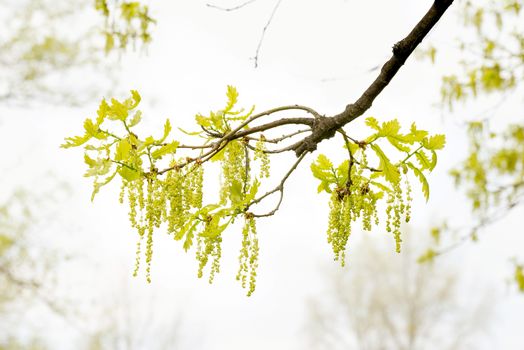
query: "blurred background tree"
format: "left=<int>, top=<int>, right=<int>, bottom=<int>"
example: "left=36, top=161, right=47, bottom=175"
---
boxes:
left=305, top=232, right=493, bottom=350
left=417, top=0, right=524, bottom=290
left=0, top=0, right=115, bottom=106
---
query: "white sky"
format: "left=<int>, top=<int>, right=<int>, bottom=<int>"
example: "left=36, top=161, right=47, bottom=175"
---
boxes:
left=1, top=0, right=524, bottom=349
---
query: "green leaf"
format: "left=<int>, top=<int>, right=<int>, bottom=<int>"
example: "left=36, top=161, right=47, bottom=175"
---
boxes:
left=224, top=85, right=238, bottom=113
left=387, top=136, right=411, bottom=152
left=118, top=166, right=141, bottom=181
left=429, top=150, right=438, bottom=171
left=178, top=127, right=203, bottom=136
left=230, top=180, right=243, bottom=204
left=96, top=99, right=110, bottom=125
left=159, top=119, right=172, bottom=143
left=115, top=139, right=132, bottom=161
left=128, top=90, right=141, bottom=109
left=195, top=114, right=211, bottom=128
left=311, top=155, right=337, bottom=192
left=407, top=162, right=429, bottom=201
left=84, top=153, right=97, bottom=167
left=176, top=218, right=198, bottom=241
left=210, top=146, right=227, bottom=162
left=365, top=117, right=380, bottom=131
left=344, top=142, right=360, bottom=156
left=243, top=179, right=260, bottom=204
left=84, top=118, right=98, bottom=137
left=415, top=150, right=432, bottom=171
left=409, top=123, right=429, bottom=142
left=91, top=170, right=117, bottom=201
left=108, top=98, right=128, bottom=121
left=336, top=160, right=350, bottom=185
left=128, top=110, right=142, bottom=127
left=370, top=144, right=400, bottom=185
left=317, top=181, right=332, bottom=193
left=316, top=154, right=333, bottom=170
left=152, top=141, right=179, bottom=160
left=370, top=181, right=393, bottom=193
left=84, top=158, right=112, bottom=177
left=378, top=119, right=401, bottom=137
left=61, top=135, right=90, bottom=148
left=206, top=219, right=231, bottom=239
left=143, top=136, right=155, bottom=147
left=183, top=225, right=197, bottom=251
left=423, top=134, right=446, bottom=150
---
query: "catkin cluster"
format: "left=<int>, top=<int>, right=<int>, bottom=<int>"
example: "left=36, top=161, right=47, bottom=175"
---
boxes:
left=327, top=167, right=380, bottom=265
left=220, top=141, right=246, bottom=204
left=196, top=216, right=223, bottom=284
left=237, top=215, right=259, bottom=296
left=122, top=174, right=165, bottom=282
left=254, top=136, right=270, bottom=178
left=121, top=162, right=205, bottom=283
left=385, top=175, right=412, bottom=253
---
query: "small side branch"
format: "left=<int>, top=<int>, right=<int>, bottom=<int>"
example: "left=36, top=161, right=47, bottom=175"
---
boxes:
left=249, top=152, right=307, bottom=217
left=206, top=0, right=258, bottom=12
left=253, top=0, right=284, bottom=68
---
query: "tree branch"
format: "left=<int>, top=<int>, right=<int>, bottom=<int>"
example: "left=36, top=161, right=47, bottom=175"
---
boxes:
left=291, top=0, right=455, bottom=156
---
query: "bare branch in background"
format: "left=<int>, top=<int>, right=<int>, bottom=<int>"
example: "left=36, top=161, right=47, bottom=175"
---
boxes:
left=205, top=0, right=285, bottom=68
left=206, top=0, right=258, bottom=12
left=252, top=0, right=283, bottom=68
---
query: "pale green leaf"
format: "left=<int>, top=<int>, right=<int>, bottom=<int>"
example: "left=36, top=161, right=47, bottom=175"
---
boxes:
left=365, top=117, right=380, bottom=131
left=415, top=150, right=432, bottom=170
left=118, top=166, right=141, bottom=181
left=84, top=153, right=97, bottom=167
left=423, top=134, right=446, bottom=150
left=158, top=119, right=172, bottom=143
left=407, top=162, right=429, bottom=201
left=311, top=154, right=336, bottom=183
left=108, top=98, right=128, bottom=121
left=379, top=119, right=401, bottom=137
left=387, top=136, right=411, bottom=152
left=128, top=110, right=142, bottom=127
left=115, top=139, right=132, bottom=161
left=84, top=118, right=98, bottom=137
left=61, top=135, right=90, bottom=148
left=91, top=170, right=117, bottom=201
left=370, top=144, right=400, bottom=184
left=151, top=141, right=179, bottom=159
left=224, top=85, right=238, bottom=113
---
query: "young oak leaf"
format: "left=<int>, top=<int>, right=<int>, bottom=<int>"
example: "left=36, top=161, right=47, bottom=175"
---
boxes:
left=91, top=170, right=117, bottom=201
left=378, top=119, right=401, bottom=137
left=365, top=117, right=380, bottom=131
left=151, top=141, right=179, bottom=160
left=311, top=154, right=337, bottom=192
left=423, top=134, right=446, bottom=150
left=415, top=150, right=432, bottom=171
left=370, top=144, right=400, bottom=185
left=158, top=119, right=172, bottom=143
left=407, top=162, right=430, bottom=201
left=224, top=85, right=239, bottom=114
left=115, top=139, right=132, bottom=161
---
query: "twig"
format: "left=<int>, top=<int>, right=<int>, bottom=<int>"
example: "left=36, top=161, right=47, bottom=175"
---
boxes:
left=245, top=129, right=311, bottom=144
left=206, top=0, right=258, bottom=11
left=249, top=152, right=306, bottom=217
left=253, top=0, right=284, bottom=68
left=434, top=196, right=523, bottom=256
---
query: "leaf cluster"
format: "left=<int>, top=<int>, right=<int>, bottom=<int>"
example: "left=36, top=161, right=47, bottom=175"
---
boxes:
left=311, top=117, right=445, bottom=261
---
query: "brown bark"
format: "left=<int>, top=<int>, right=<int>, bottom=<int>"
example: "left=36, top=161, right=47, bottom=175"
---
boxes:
left=292, top=0, right=454, bottom=156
